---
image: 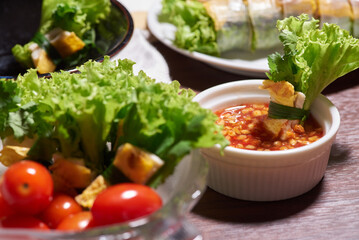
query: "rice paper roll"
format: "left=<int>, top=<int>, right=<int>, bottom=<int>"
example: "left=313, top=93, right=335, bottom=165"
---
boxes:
left=202, top=0, right=251, bottom=53
left=247, top=0, right=282, bottom=51
left=350, top=0, right=359, bottom=38
left=317, top=0, right=353, bottom=32
left=277, top=0, right=317, bottom=18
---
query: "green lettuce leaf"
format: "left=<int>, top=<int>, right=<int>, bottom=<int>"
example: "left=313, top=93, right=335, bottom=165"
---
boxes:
left=39, top=0, right=110, bottom=37
left=2, top=57, right=227, bottom=186
left=267, top=14, right=359, bottom=110
left=0, top=80, right=21, bottom=138
left=159, top=0, right=219, bottom=56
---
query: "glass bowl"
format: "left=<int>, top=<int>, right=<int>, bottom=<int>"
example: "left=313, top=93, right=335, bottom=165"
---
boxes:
left=194, top=80, right=340, bottom=201
left=0, top=150, right=208, bottom=240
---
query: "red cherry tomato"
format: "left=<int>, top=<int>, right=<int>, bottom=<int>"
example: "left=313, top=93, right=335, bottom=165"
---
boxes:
left=0, top=215, right=49, bottom=230
left=56, top=211, right=93, bottom=231
left=1, top=160, right=53, bottom=215
left=40, top=193, right=82, bottom=229
left=0, top=192, right=15, bottom=219
left=91, top=183, right=162, bottom=226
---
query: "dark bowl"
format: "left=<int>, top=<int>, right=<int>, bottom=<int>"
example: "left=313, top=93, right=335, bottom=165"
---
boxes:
left=0, top=0, right=134, bottom=78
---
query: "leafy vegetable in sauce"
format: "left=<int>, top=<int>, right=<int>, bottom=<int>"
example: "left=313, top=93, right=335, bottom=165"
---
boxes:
left=259, top=14, right=359, bottom=139
left=266, top=14, right=359, bottom=123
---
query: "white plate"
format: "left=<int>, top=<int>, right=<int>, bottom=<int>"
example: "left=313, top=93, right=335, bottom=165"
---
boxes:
left=112, top=29, right=171, bottom=83
left=147, top=1, right=271, bottom=78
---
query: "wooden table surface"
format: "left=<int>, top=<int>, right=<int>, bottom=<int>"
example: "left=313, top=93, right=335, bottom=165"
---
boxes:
left=149, top=40, right=359, bottom=240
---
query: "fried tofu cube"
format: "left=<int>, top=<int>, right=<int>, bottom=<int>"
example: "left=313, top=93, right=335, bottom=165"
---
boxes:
left=48, top=29, right=85, bottom=58
left=0, top=146, right=29, bottom=166
left=29, top=43, right=56, bottom=74
left=49, top=154, right=92, bottom=189
left=263, top=118, right=288, bottom=138
left=113, top=143, right=164, bottom=184
left=75, top=175, right=109, bottom=208
left=261, top=80, right=297, bottom=107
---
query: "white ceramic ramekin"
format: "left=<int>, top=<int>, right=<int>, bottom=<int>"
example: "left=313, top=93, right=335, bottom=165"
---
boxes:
left=194, top=80, right=340, bottom=201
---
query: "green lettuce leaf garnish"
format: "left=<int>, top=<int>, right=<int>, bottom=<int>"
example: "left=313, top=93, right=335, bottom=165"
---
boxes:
left=267, top=14, right=359, bottom=110
left=159, top=0, right=219, bottom=56
left=0, top=57, right=227, bottom=187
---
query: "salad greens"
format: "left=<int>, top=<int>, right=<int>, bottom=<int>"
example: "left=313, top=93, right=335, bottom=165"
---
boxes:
left=39, top=0, right=110, bottom=38
left=0, top=57, right=227, bottom=187
left=12, top=0, right=111, bottom=71
left=267, top=14, right=359, bottom=111
left=159, top=0, right=219, bottom=56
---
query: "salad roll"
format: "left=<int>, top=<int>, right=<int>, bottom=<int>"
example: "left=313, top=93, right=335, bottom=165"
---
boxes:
left=159, top=0, right=357, bottom=57
left=202, top=0, right=252, bottom=52
left=247, top=0, right=282, bottom=50
left=317, top=0, right=353, bottom=32
left=277, top=0, right=317, bottom=18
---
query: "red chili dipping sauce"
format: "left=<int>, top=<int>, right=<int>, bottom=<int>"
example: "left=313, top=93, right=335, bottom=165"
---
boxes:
left=215, top=103, right=324, bottom=151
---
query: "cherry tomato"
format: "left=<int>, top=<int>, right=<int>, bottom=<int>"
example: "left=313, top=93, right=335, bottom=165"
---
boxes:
left=40, top=193, right=82, bottom=228
left=0, top=192, right=15, bottom=219
left=56, top=211, right=93, bottom=231
left=91, top=183, right=162, bottom=226
left=1, top=160, right=53, bottom=215
left=0, top=215, right=49, bottom=230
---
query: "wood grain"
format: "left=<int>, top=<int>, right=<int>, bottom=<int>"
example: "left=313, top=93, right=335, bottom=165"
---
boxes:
left=151, top=41, right=359, bottom=240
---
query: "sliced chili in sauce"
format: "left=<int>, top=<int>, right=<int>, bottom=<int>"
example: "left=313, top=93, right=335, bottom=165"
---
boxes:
left=215, top=103, right=324, bottom=151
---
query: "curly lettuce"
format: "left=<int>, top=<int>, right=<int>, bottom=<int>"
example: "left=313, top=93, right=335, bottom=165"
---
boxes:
left=267, top=14, right=359, bottom=111
left=159, top=0, right=219, bottom=56
left=0, top=57, right=227, bottom=186
left=39, top=0, right=110, bottom=38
